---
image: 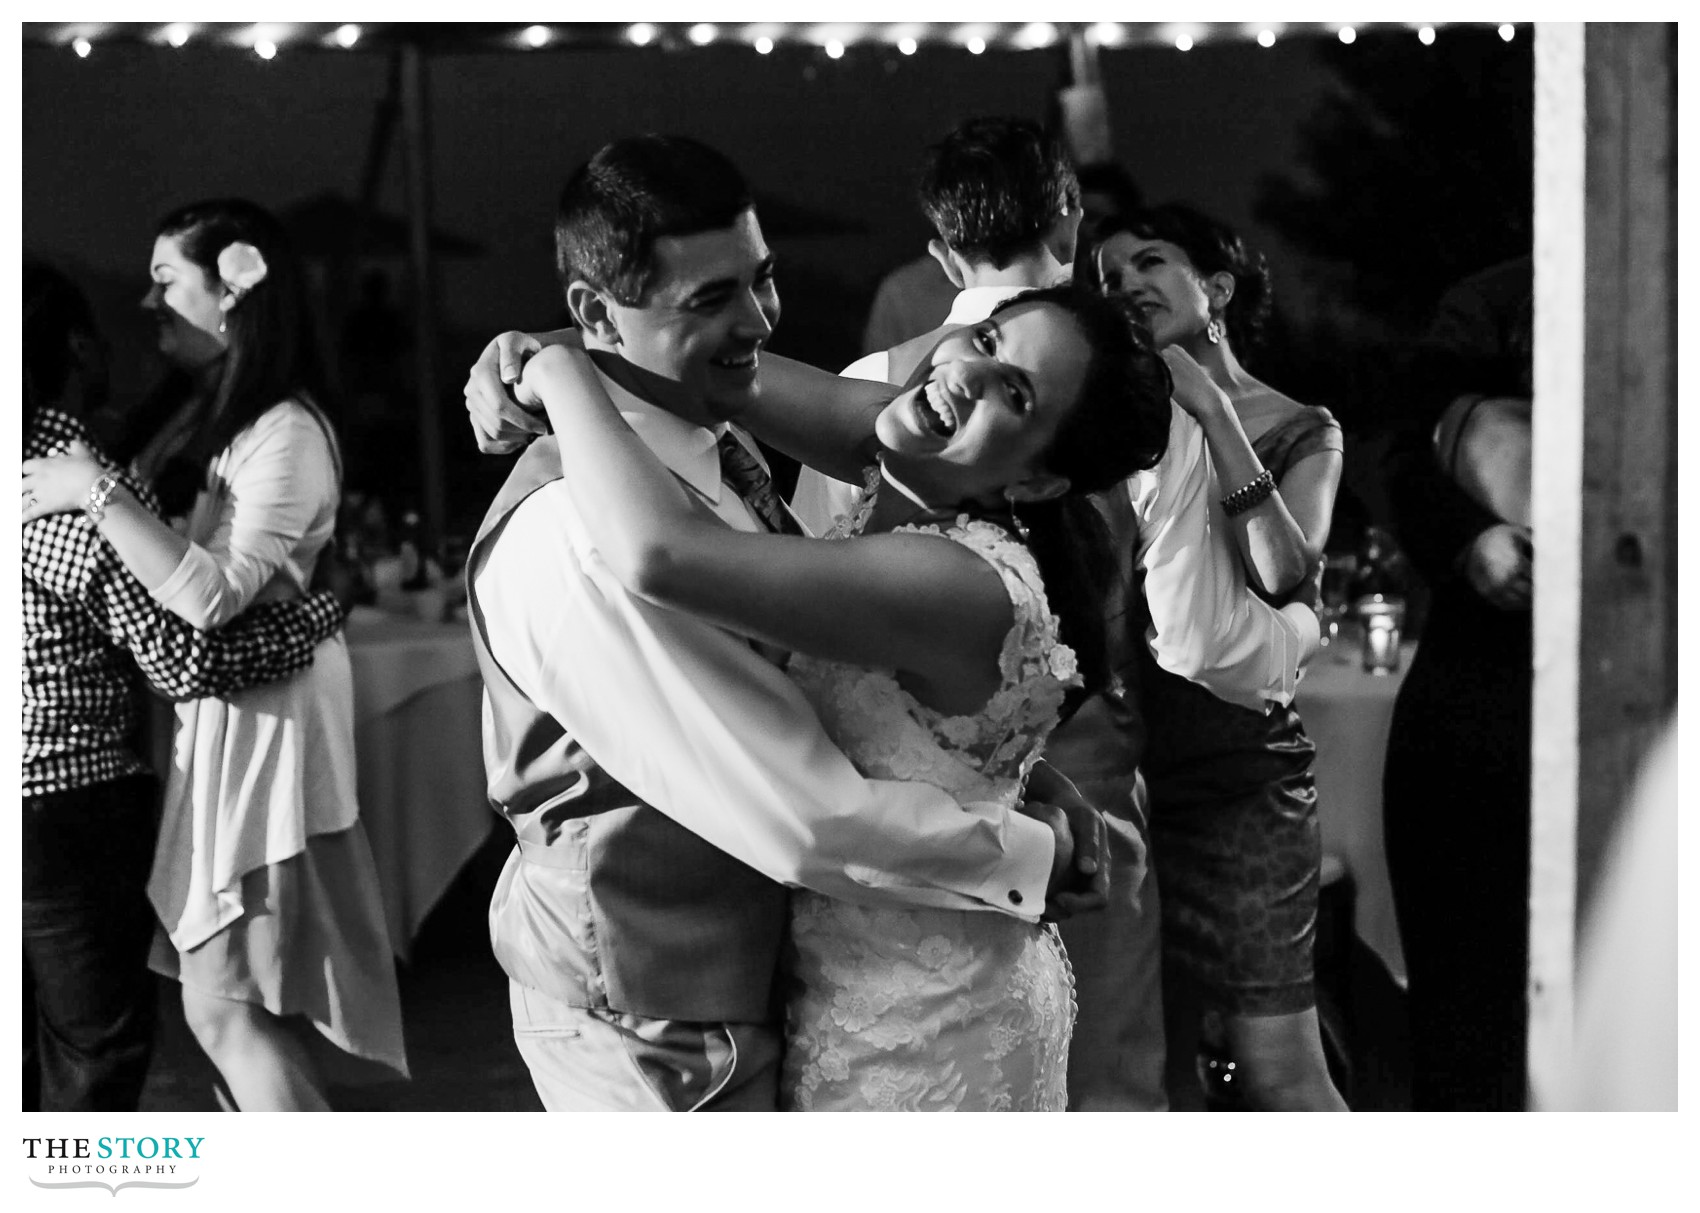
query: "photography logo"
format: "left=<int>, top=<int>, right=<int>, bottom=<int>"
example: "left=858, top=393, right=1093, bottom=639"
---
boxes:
left=23, top=1136, right=203, bottom=1196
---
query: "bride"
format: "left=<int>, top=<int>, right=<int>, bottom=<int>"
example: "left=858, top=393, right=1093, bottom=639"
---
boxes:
left=511, top=284, right=1171, bottom=1110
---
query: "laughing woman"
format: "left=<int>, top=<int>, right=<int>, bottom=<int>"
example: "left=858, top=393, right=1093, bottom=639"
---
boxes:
left=22, top=199, right=406, bottom=1109
left=1094, top=204, right=1347, bottom=1110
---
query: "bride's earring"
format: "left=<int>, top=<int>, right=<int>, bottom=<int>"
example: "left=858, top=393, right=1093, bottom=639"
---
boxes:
left=1003, top=492, right=1031, bottom=543
left=1205, top=316, right=1224, bottom=345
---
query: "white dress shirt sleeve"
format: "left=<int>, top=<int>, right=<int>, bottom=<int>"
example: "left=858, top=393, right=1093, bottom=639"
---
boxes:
left=1130, top=404, right=1319, bottom=711
left=477, top=484, right=1053, bottom=920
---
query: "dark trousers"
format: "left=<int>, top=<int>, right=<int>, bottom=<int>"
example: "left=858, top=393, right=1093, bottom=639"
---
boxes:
left=22, top=773, right=160, bottom=1112
left=1383, top=616, right=1532, bottom=1112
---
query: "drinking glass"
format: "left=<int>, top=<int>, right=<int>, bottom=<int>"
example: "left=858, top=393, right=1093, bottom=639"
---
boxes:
left=1319, top=553, right=1358, bottom=649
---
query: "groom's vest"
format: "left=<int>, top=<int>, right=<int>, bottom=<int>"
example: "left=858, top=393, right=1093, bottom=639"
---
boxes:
left=466, top=436, right=789, bottom=1024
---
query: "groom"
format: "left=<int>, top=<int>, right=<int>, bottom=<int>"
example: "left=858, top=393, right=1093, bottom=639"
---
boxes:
left=464, top=135, right=1097, bottom=1112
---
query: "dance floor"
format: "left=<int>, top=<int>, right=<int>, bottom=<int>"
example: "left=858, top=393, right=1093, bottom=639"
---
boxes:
left=139, top=833, right=542, bottom=1112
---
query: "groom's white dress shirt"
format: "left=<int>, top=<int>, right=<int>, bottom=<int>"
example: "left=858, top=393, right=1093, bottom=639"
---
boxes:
left=793, top=285, right=1318, bottom=711
left=474, top=370, right=1052, bottom=917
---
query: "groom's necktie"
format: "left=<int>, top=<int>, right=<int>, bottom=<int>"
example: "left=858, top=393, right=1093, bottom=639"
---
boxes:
left=717, top=431, right=802, bottom=536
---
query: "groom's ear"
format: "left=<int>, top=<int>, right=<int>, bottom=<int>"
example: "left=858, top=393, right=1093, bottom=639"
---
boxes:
left=927, top=239, right=967, bottom=291
left=565, top=281, right=622, bottom=346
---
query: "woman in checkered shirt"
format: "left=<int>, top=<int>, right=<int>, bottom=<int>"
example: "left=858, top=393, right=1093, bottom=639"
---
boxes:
left=23, top=202, right=407, bottom=1109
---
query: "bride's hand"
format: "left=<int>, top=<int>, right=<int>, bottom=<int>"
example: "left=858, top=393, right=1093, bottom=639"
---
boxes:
left=513, top=343, right=581, bottom=412
left=22, top=440, right=106, bottom=524
left=1161, top=346, right=1232, bottom=422
left=463, top=329, right=584, bottom=455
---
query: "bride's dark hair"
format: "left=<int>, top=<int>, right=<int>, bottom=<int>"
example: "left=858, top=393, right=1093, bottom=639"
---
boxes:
left=984, top=285, right=1171, bottom=709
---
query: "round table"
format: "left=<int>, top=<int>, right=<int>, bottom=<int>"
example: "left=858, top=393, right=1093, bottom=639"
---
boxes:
left=344, top=606, right=493, bottom=960
left=1295, top=631, right=1415, bottom=984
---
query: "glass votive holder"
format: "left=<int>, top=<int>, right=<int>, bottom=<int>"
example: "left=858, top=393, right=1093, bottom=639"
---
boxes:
left=1357, top=595, right=1406, bottom=675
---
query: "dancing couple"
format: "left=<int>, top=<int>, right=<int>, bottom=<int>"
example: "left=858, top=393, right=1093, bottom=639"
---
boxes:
left=463, top=122, right=1328, bottom=1112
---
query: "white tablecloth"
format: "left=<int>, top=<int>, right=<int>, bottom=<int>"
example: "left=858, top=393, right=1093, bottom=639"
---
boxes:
left=1295, top=633, right=1415, bottom=984
left=345, top=607, right=494, bottom=960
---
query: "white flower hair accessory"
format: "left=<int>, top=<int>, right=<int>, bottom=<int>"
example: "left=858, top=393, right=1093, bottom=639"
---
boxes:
left=216, top=241, right=268, bottom=297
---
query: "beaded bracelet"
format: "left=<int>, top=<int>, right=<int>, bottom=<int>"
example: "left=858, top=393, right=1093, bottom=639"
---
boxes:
left=1222, top=468, right=1276, bottom=518
left=83, top=471, right=120, bottom=526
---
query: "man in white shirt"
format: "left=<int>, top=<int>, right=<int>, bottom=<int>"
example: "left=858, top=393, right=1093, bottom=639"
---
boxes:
left=792, top=117, right=1318, bottom=1110
left=461, top=136, right=1090, bottom=1112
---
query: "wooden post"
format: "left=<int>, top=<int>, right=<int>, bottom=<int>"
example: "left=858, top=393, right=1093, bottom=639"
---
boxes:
left=1527, top=22, right=1677, bottom=1102
left=1056, top=26, right=1112, bottom=166
left=1574, top=23, right=1677, bottom=920
left=399, top=41, right=447, bottom=549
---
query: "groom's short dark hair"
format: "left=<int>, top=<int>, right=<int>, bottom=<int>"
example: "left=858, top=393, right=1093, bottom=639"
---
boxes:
left=554, top=135, right=755, bottom=307
left=919, top=117, right=1079, bottom=270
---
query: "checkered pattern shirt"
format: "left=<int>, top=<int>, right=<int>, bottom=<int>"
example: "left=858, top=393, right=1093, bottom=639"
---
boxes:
left=22, top=410, right=346, bottom=798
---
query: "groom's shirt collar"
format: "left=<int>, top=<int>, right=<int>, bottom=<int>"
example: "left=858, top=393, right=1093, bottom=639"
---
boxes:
left=946, top=284, right=1033, bottom=326
left=596, top=368, right=729, bottom=506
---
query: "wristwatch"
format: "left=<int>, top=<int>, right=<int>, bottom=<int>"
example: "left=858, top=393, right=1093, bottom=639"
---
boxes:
left=84, top=471, right=120, bottom=526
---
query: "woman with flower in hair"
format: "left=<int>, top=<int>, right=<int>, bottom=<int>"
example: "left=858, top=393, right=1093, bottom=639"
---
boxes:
left=22, top=199, right=406, bottom=1109
left=1093, top=204, right=1347, bottom=1110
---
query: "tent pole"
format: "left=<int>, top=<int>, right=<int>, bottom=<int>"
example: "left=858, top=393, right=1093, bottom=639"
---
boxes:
left=398, top=40, right=447, bottom=550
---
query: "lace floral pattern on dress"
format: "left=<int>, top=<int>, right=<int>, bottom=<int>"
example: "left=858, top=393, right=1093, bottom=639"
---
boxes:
left=781, top=474, right=1081, bottom=1111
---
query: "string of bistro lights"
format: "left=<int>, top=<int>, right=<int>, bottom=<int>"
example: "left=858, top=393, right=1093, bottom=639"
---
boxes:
left=27, top=21, right=1524, bottom=61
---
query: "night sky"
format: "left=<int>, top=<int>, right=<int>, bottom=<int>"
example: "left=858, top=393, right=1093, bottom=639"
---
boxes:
left=24, top=31, right=1338, bottom=366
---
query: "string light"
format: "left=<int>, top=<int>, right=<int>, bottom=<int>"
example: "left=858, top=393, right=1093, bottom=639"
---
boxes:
left=40, top=21, right=1488, bottom=61
left=1499, top=24, right=1516, bottom=42
left=1016, top=22, right=1057, bottom=50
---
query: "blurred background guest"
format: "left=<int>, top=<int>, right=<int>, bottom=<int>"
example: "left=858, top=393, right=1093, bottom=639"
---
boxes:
left=858, top=251, right=959, bottom=355
left=1380, top=254, right=1533, bottom=1110
left=1093, top=204, right=1346, bottom=1109
left=21, top=260, right=347, bottom=1111
left=22, top=200, right=408, bottom=1110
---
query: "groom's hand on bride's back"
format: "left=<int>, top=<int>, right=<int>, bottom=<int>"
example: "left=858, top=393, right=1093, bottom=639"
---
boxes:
left=464, top=330, right=552, bottom=454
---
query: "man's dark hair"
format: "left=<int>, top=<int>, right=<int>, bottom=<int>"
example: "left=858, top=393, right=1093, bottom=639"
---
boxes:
left=23, top=260, right=101, bottom=430
left=918, top=117, right=1080, bottom=270
left=554, top=134, right=755, bottom=306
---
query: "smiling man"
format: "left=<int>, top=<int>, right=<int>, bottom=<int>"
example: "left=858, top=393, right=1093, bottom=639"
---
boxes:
left=463, top=135, right=1077, bottom=1112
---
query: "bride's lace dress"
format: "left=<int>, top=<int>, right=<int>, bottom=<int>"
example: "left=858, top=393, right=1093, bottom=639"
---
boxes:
left=780, top=481, right=1080, bottom=1111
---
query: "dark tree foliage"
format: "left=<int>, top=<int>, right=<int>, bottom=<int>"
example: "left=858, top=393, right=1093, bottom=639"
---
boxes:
left=1256, top=25, right=1534, bottom=332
